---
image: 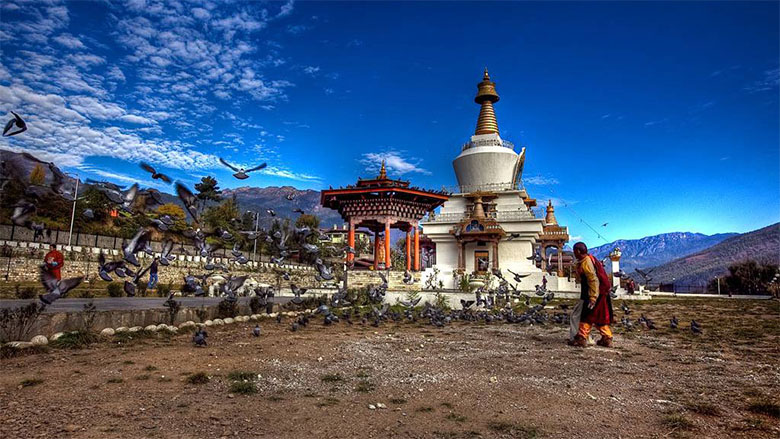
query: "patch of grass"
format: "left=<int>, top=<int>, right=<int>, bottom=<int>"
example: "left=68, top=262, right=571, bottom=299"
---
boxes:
left=122, top=360, right=135, bottom=365
left=685, top=401, right=720, bottom=416
left=416, top=406, right=434, bottom=413
left=356, top=370, right=370, bottom=378
left=107, top=378, right=124, bottom=384
left=389, top=398, right=407, bottom=404
left=316, top=397, right=340, bottom=407
left=229, top=381, right=256, bottom=395
left=320, top=373, right=343, bottom=383
left=185, top=372, right=209, bottom=385
left=445, top=413, right=467, bottom=423
left=0, top=345, right=48, bottom=359
left=487, top=421, right=540, bottom=438
left=144, top=365, right=158, bottom=371
left=19, top=378, right=43, bottom=387
left=267, top=395, right=284, bottom=402
left=227, top=370, right=256, bottom=382
left=661, top=413, right=695, bottom=430
left=135, top=374, right=150, bottom=381
left=748, top=398, right=780, bottom=418
left=50, top=331, right=98, bottom=349
left=355, top=380, right=375, bottom=393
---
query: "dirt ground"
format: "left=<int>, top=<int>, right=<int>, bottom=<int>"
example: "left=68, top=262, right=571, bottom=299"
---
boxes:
left=1, top=298, right=778, bottom=439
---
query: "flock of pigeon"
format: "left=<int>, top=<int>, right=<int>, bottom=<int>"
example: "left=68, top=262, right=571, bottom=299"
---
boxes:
left=619, top=301, right=703, bottom=334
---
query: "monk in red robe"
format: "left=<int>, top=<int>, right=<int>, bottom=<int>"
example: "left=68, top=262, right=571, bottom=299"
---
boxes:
left=43, top=244, right=64, bottom=281
left=569, top=242, right=615, bottom=347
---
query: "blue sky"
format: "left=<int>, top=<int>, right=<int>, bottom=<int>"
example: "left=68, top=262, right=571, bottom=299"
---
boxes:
left=1, top=1, right=778, bottom=246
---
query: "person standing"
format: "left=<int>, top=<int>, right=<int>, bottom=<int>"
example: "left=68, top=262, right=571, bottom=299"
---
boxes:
left=569, top=242, right=615, bottom=348
left=43, top=244, right=64, bottom=281
left=627, top=279, right=635, bottom=295
left=147, top=258, right=159, bottom=290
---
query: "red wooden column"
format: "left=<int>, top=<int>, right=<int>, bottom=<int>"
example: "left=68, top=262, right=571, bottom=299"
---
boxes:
left=492, top=240, right=499, bottom=269
left=373, top=229, right=380, bottom=270
left=347, top=220, right=355, bottom=264
left=405, top=229, right=411, bottom=271
left=384, top=219, right=391, bottom=270
left=414, top=223, right=420, bottom=271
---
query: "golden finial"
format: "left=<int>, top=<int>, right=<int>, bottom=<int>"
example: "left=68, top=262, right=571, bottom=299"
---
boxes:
left=378, top=159, right=387, bottom=179
left=545, top=199, right=558, bottom=225
left=475, top=68, right=500, bottom=135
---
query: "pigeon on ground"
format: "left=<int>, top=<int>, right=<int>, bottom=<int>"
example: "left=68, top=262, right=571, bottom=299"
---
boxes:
left=193, top=328, right=208, bottom=346
left=252, top=325, right=261, bottom=337
left=402, top=270, right=414, bottom=285
left=691, top=320, right=702, bottom=334
left=621, top=302, right=630, bottom=315
left=219, top=158, right=267, bottom=180
left=670, top=316, right=678, bottom=329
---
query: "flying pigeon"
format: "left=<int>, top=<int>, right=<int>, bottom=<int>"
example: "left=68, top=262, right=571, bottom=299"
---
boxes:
left=38, top=266, right=83, bottom=306
left=139, top=162, right=172, bottom=183
left=219, top=158, right=267, bottom=180
left=3, top=111, right=27, bottom=137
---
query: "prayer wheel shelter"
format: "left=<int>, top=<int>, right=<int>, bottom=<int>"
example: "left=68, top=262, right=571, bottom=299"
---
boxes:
left=320, top=161, right=449, bottom=271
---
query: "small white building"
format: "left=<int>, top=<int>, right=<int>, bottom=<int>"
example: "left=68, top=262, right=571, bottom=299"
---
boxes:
left=421, top=70, right=577, bottom=292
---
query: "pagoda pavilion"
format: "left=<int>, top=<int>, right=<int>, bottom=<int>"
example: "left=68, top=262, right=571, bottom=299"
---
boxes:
left=320, top=162, right=449, bottom=271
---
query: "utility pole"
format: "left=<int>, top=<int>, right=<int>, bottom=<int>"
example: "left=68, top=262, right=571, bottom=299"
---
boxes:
left=251, top=211, right=259, bottom=265
left=67, top=173, right=79, bottom=247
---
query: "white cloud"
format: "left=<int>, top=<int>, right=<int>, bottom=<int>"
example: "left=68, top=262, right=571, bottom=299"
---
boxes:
left=53, top=33, right=85, bottom=49
left=302, top=66, right=320, bottom=76
left=744, top=67, right=780, bottom=93
left=360, top=151, right=430, bottom=175
left=524, top=175, right=559, bottom=185
left=120, top=114, right=158, bottom=125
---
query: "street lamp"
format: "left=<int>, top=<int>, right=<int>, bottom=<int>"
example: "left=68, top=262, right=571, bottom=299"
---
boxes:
left=65, top=172, right=79, bottom=247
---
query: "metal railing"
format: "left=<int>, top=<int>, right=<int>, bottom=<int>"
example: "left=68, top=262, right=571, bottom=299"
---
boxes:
left=461, top=138, right=515, bottom=152
left=423, top=210, right=537, bottom=223
left=440, top=181, right=524, bottom=194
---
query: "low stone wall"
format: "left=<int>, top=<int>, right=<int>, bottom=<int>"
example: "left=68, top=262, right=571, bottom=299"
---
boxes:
left=0, top=240, right=318, bottom=287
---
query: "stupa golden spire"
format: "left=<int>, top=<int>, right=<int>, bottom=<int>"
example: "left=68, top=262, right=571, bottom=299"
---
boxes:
left=378, top=159, right=387, bottom=179
left=545, top=200, right=558, bottom=225
left=474, top=68, right=500, bottom=135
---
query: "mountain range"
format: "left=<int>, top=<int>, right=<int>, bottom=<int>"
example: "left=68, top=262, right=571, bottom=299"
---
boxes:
left=646, top=223, right=779, bottom=285
left=590, top=231, right=738, bottom=272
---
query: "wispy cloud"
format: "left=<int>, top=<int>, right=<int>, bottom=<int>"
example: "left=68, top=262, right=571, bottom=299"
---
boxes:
left=360, top=151, right=430, bottom=175
left=644, top=118, right=668, bottom=127
left=524, top=175, right=559, bottom=186
left=744, top=67, right=780, bottom=93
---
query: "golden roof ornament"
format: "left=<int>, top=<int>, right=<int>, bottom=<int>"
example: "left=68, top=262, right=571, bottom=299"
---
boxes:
left=474, top=68, right=500, bottom=135
left=545, top=199, right=558, bottom=225
left=378, top=159, right=387, bottom=179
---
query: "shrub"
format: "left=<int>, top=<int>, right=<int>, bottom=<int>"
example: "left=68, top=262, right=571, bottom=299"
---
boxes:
left=216, top=299, right=238, bottom=318
left=157, top=283, right=172, bottom=298
left=163, top=298, right=181, bottom=325
left=0, top=303, right=43, bottom=343
left=195, top=306, right=208, bottom=323
left=249, top=296, right=262, bottom=314
left=50, top=331, right=98, bottom=349
left=14, top=285, right=37, bottom=300
left=78, top=302, right=98, bottom=333
left=229, top=381, right=257, bottom=395
left=227, top=370, right=256, bottom=381
left=186, top=372, right=210, bottom=385
left=106, top=282, right=123, bottom=298
left=136, top=283, right=148, bottom=297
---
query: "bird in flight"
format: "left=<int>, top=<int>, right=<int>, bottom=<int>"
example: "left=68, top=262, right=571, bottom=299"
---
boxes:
left=3, top=111, right=27, bottom=137
left=140, top=162, right=172, bottom=183
left=219, top=158, right=266, bottom=180
left=601, top=222, right=608, bottom=227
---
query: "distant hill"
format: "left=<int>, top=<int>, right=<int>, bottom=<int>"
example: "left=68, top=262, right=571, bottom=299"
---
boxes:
left=590, top=231, right=738, bottom=272
left=645, top=223, right=779, bottom=285
left=221, top=186, right=343, bottom=228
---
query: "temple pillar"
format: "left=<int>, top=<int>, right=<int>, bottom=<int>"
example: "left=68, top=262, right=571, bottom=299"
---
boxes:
left=492, top=240, right=499, bottom=269
left=540, top=245, right=547, bottom=271
left=384, top=219, right=391, bottom=270
left=373, top=229, right=380, bottom=270
left=405, top=229, right=411, bottom=271
left=457, top=241, right=465, bottom=271
left=414, top=223, right=420, bottom=271
left=557, top=244, right=563, bottom=277
left=347, top=220, right=355, bottom=264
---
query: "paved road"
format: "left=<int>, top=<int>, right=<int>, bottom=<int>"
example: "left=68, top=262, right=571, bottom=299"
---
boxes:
left=0, top=296, right=295, bottom=313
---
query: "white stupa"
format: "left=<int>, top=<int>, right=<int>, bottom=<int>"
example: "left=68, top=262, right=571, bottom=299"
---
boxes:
left=421, top=69, right=575, bottom=292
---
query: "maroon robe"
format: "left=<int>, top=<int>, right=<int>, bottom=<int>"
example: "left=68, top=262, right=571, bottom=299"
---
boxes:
left=579, top=254, right=614, bottom=326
